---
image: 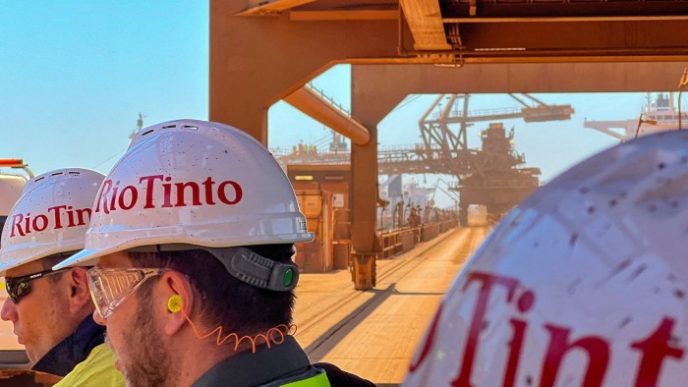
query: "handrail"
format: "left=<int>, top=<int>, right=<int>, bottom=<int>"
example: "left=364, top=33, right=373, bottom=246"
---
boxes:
left=305, top=83, right=351, bottom=117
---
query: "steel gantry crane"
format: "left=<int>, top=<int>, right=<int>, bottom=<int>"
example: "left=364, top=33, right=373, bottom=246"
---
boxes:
left=414, top=93, right=573, bottom=224
left=275, top=93, right=574, bottom=224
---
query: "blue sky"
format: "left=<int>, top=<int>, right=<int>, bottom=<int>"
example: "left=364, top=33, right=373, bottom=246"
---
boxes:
left=0, top=1, right=670, bottom=208
left=0, top=1, right=209, bottom=173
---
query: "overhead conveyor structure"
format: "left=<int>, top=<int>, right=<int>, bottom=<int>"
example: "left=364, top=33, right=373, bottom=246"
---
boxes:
left=211, top=0, right=688, bottom=290
left=284, top=85, right=370, bottom=146
left=278, top=92, right=573, bottom=225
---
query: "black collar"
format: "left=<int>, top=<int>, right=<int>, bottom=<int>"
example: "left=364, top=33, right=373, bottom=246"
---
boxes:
left=33, top=316, right=105, bottom=376
left=192, top=336, right=311, bottom=387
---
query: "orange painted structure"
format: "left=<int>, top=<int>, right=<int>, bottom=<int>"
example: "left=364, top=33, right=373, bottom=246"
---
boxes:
left=294, top=189, right=334, bottom=272
left=287, top=163, right=458, bottom=292
left=211, top=0, right=688, bottom=290
left=288, top=164, right=352, bottom=273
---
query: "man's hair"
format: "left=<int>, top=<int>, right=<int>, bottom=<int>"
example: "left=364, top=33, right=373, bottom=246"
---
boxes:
left=128, top=244, right=296, bottom=335
left=40, top=253, right=79, bottom=283
left=40, top=254, right=72, bottom=270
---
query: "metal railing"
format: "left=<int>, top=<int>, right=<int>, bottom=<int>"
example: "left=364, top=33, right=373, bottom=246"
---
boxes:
left=305, top=83, right=351, bottom=117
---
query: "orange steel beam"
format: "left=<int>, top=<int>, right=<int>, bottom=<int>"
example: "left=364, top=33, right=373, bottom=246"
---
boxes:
left=350, top=68, right=408, bottom=267
left=284, top=87, right=371, bottom=145
left=454, top=20, right=688, bottom=54
left=399, top=0, right=451, bottom=50
left=209, top=1, right=396, bottom=143
left=350, top=63, right=688, bottom=94
left=289, top=9, right=398, bottom=21
left=440, top=2, right=688, bottom=19
left=237, top=0, right=317, bottom=16
left=212, top=4, right=688, bottom=145
left=443, top=15, right=688, bottom=23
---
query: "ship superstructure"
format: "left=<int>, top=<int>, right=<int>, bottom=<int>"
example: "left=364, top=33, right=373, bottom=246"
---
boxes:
left=584, top=93, right=687, bottom=141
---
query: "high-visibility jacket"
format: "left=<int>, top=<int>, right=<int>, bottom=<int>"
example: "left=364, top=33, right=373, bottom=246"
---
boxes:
left=272, top=370, right=330, bottom=387
left=32, top=316, right=125, bottom=387
left=192, top=336, right=331, bottom=387
left=54, top=343, right=125, bottom=387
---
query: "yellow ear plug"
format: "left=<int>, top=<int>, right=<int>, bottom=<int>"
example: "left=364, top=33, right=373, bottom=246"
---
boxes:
left=167, top=294, right=183, bottom=313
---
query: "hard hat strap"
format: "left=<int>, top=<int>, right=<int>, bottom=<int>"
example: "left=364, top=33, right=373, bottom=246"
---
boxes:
left=129, top=244, right=299, bottom=292
left=207, top=247, right=299, bottom=292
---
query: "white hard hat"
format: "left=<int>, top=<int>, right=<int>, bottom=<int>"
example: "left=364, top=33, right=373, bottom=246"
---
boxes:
left=55, top=119, right=312, bottom=270
left=0, top=169, right=104, bottom=276
left=403, top=131, right=688, bottom=386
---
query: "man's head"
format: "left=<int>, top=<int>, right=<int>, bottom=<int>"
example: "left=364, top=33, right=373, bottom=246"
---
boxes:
left=89, top=245, right=296, bottom=387
left=0, top=168, right=104, bottom=362
left=55, top=120, right=312, bottom=386
left=403, top=131, right=688, bottom=386
left=1, top=255, right=92, bottom=362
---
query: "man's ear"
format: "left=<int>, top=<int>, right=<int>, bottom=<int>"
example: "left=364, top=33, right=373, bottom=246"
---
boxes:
left=160, top=271, right=194, bottom=337
left=66, top=267, right=92, bottom=313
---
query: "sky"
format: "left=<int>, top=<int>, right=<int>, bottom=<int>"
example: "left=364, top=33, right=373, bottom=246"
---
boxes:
left=0, top=1, right=675, bottom=208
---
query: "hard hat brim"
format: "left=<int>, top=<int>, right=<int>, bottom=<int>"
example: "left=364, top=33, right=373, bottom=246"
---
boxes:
left=53, top=248, right=106, bottom=270
left=0, top=259, right=27, bottom=277
left=54, top=228, right=314, bottom=271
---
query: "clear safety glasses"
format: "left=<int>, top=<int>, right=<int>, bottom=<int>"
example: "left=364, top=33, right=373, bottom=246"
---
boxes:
left=86, top=267, right=167, bottom=319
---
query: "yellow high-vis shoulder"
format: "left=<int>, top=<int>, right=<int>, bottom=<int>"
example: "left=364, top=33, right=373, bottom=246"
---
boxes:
left=54, top=343, right=125, bottom=387
left=280, top=371, right=331, bottom=387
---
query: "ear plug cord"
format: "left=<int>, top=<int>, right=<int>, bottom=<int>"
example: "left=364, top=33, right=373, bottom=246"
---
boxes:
left=168, top=294, right=297, bottom=353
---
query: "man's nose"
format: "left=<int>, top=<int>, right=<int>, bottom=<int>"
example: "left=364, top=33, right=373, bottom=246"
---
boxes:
left=1, top=297, right=18, bottom=322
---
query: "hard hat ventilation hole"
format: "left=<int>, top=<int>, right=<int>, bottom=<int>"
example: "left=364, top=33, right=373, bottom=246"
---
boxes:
left=183, top=125, right=198, bottom=130
left=141, top=129, right=155, bottom=136
left=658, top=162, right=666, bottom=170
left=629, top=263, right=647, bottom=281
left=51, top=172, right=63, bottom=176
left=619, top=316, right=632, bottom=328
left=68, top=171, right=80, bottom=175
left=587, top=206, right=595, bottom=214
left=34, top=177, right=44, bottom=182
left=162, top=124, right=177, bottom=129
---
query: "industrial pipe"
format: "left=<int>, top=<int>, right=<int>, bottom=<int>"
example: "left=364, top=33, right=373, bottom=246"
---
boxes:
left=284, top=86, right=371, bottom=146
